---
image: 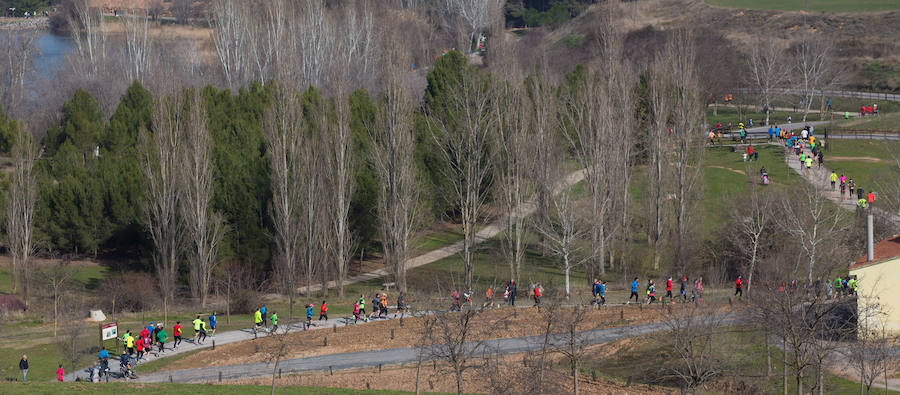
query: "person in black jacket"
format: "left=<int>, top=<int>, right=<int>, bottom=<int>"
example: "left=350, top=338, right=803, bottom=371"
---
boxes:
left=19, top=355, right=28, bottom=382
left=507, top=280, right=517, bottom=306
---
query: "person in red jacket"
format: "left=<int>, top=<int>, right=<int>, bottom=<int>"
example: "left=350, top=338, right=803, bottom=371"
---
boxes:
left=665, top=277, right=673, bottom=303
left=135, top=334, right=145, bottom=361
left=56, top=364, right=64, bottom=382
left=173, top=321, right=182, bottom=348
left=735, top=276, right=743, bottom=299
left=319, top=300, right=328, bottom=321
left=860, top=105, right=866, bottom=116
left=533, top=284, right=542, bottom=307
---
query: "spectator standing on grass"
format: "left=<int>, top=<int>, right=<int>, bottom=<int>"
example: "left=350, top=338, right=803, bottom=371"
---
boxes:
left=592, top=279, right=601, bottom=305
left=208, top=312, right=217, bottom=337
left=156, top=325, right=167, bottom=353
left=56, top=364, right=64, bottom=382
left=629, top=277, right=639, bottom=304
left=19, top=355, right=28, bottom=382
left=320, top=300, right=328, bottom=321
left=172, top=322, right=182, bottom=348
left=767, top=126, right=774, bottom=141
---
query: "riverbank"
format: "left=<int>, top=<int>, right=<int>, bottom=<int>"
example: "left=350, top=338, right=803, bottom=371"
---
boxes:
left=0, top=17, right=50, bottom=31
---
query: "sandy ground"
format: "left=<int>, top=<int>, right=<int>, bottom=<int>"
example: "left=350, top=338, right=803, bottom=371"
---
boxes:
left=154, top=304, right=693, bottom=373
left=827, top=156, right=885, bottom=163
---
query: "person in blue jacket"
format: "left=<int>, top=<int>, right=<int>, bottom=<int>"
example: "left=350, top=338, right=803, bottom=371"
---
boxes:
left=629, top=277, right=640, bottom=304
left=599, top=281, right=607, bottom=305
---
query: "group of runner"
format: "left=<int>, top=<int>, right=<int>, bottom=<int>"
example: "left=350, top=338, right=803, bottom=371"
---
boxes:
left=625, top=276, right=705, bottom=305
left=114, top=312, right=218, bottom=364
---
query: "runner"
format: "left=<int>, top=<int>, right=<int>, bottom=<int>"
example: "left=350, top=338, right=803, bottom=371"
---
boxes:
left=396, top=292, right=407, bottom=318
left=665, top=277, right=673, bottom=303
left=353, top=301, right=361, bottom=323
left=451, top=290, right=461, bottom=312
left=533, top=284, right=542, bottom=307
left=305, top=303, right=313, bottom=330
left=98, top=346, right=109, bottom=362
left=192, top=315, right=203, bottom=344
left=840, top=175, right=846, bottom=199
left=198, top=319, right=208, bottom=344
left=379, top=292, right=389, bottom=318
left=628, top=277, right=639, bottom=304
left=208, top=312, right=217, bottom=337
left=646, top=280, right=656, bottom=305
left=151, top=322, right=162, bottom=347
left=599, top=280, right=607, bottom=305
left=591, top=279, right=601, bottom=306
left=143, top=336, right=152, bottom=358
left=155, top=325, right=168, bottom=353
left=848, top=277, right=858, bottom=295
left=462, top=288, right=473, bottom=308
left=358, top=295, right=367, bottom=319
left=369, top=294, right=380, bottom=319
left=135, top=333, right=144, bottom=362
left=680, top=276, right=688, bottom=302
left=57, top=364, right=64, bottom=382
left=734, top=275, right=743, bottom=300
left=834, top=276, right=843, bottom=298
left=848, top=178, right=855, bottom=198
left=270, top=311, right=279, bottom=333
left=260, top=304, right=268, bottom=329
left=507, top=280, right=517, bottom=306
left=253, top=307, right=263, bottom=339
left=829, top=171, right=837, bottom=190
left=804, top=155, right=812, bottom=171
left=123, top=330, right=135, bottom=355
left=483, top=287, right=494, bottom=309
left=172, top=322, right=182, bottom=348
left=319, top=300, right=328, bottom=321
left=693, top=277, right=704, bottom=303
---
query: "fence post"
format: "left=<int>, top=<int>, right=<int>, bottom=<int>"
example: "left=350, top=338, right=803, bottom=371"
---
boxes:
left=219, top=371, right=222, bottom=382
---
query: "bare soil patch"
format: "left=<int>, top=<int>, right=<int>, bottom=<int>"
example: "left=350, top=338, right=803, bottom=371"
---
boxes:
left=155, top=304, right=698, bottom=373
left=827, top=156, right=885, bottom=163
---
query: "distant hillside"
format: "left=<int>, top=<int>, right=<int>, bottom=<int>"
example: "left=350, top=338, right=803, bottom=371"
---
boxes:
left=524, top=0, right=900, bottom=92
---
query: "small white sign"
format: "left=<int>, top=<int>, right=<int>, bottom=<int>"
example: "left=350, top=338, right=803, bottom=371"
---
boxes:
left=101, top=323, right=117, bottom=340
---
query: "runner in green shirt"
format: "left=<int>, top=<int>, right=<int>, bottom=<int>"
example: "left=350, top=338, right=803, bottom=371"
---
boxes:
left=156, top=327, right=168, bottom=353
left=270, top=312, right=278, bottom=333
left=805, top=156, right=812, bottom=170
left=192, top=316, right=203, bottom=344
left=253, top=308, right=263, bottom=339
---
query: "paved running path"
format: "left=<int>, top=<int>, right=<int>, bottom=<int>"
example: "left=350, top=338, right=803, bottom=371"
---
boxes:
left=298, top=168, right=586, bottom=294
left=781, top=141, right=900, bottom=225
left=136, top=313, right=737, bottom=384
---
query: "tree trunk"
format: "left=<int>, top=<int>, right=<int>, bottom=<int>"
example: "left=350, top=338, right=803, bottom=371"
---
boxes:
left=783, top=336, right=788, bottom=395
left=455, top=364, right=463, bottom=395
left=270, top=354, right=280, bottom=395
left=564, top=264, right=571, bottom=299
left=764, top=327, right=772, bottom=377
left=573, top=360, right=579, bottom=395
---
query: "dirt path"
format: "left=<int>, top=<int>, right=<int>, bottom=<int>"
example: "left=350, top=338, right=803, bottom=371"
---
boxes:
left=298, top=168, right=586, bottom=294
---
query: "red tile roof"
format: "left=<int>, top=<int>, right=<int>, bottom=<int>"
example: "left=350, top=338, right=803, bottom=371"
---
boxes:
left=850, top=235, right=900, bottom=270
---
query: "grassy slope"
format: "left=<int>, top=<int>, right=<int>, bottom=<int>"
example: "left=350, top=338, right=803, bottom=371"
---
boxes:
left=0, top=265, right=108, bottom=293
left=823, top=139, right=900, bottom=197
left=585, top=326, right=900, bottom=394
left=704, top=0, right=900, bottom=12
left=834, top=111, right=900, bottom=132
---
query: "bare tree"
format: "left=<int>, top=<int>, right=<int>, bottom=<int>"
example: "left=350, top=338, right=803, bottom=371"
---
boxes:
left=526, top=70, right=559, bottom=257
left=536, top=182, right=591, bottom=299
left=427, top=66, right=495, bottom=290
left=792, top=37, right=836, bottom=123
left=0, top=30, right=38, bottom=115
left=5, top=128, right=38, bottom=306
left=261, top=322, right=297, bottom=395
left=747, top=38, right=789, bottom=126
left=40, top=258, right=77, bottom=337
left=210, top=0, right=250, bottom=90
left=442, top=0, right=498, bottom=52
left=142, top=95, right=185, bottom=324
left=180, top=92, right=225, bottom=307
left=424, top=309, right=500, bottom=395
left=646, top=49, right=672, bottom=271
left=371, top=53, right=419, bottom=293
left=555, top=305, right=595, bottom=395
left=660, top=304, right=729, bottom=391
left=661, top=30, right=706, bottom=269
left=264, top=84, right=305, bottom=318
left=56, top=307, right=86, bottom=380
left=173, top=0, right=192, bottom=25
left=493, top=77, right=529, bottom=284
left=121, top=8, right=155, bottom=85
left=66, top=0, right=107, bottom=78
left=215, top=259, right=258, bottom=324
left=728, top=182, right=774, bottom=298
left=776, top=182, right=849, bottom=285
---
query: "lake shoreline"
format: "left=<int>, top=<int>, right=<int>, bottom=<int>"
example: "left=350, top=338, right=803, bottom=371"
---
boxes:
left=0, top=17, right=50, bottom=31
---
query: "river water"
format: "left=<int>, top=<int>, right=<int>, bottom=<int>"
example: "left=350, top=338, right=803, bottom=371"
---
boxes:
left=1, top=29, right=74, bottom=80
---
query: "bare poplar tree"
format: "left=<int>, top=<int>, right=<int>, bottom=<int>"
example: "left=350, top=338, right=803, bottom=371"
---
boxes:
left=371, top=51, right=419, bottom=293
left=442, top=0, right=498, bottom=52
left=0, top=30, right=38, bottom=115
left=295, top=0, right=333, bottom=89
left=728, top=182, right=774, bottom=298
left=41, top=258, right=76, bottom=337
left=660, top=304, right=729, bottom=391
left=210, top=0, right=250, bottom=90
left=180, top=92, right=225, bottom=307
left=555, top=306, right=595, bottom=395
left=792, top=37, right=835, bottom=123
left=66, top=0, right=107, bottom=78
left=646, top=51, right=672, bottom=271
left=121, top=8, right=155, bottom=85
left=264, top=84, right=305, bottom=318
left=6, top=129, right=38, bottom=307
left=747, top=38, right=788, bottom=126
left=142, top=95, right=184, bottom=324
left=493, top=77, right=529, bottom=284
left=324, top=58, right=356, bottom=298
left=428, top=66, right=495, bottom=290
left=663, top=31, right=706, bottom=268
left=526, top=70, right=559, bottom=257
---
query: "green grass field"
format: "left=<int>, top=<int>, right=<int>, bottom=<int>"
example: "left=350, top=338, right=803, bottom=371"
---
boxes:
left=824, top=139, right=900, bottom=198
left=704, top=0, right=900, bottom=12
left=834, top=111, right=900, bottom=132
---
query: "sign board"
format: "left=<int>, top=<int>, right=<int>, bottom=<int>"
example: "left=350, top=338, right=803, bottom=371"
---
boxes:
left=101, top=323, right=118, bottom=340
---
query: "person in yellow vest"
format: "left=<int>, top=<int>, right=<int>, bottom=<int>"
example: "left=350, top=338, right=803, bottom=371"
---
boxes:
left=122, top=331, right=135, bottom=356
left=192, top=315, right=203, bottom=344
left=253, top=308, right=263, bottom=339
left=829, top=171, right=837, bottom=191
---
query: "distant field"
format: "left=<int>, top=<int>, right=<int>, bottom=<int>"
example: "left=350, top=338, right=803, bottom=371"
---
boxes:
left=704, top=0, right=900, bottom=12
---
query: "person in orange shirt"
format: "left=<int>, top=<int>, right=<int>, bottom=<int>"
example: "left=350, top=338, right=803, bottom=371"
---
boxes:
left=483, top=287, right=494, bottom=309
